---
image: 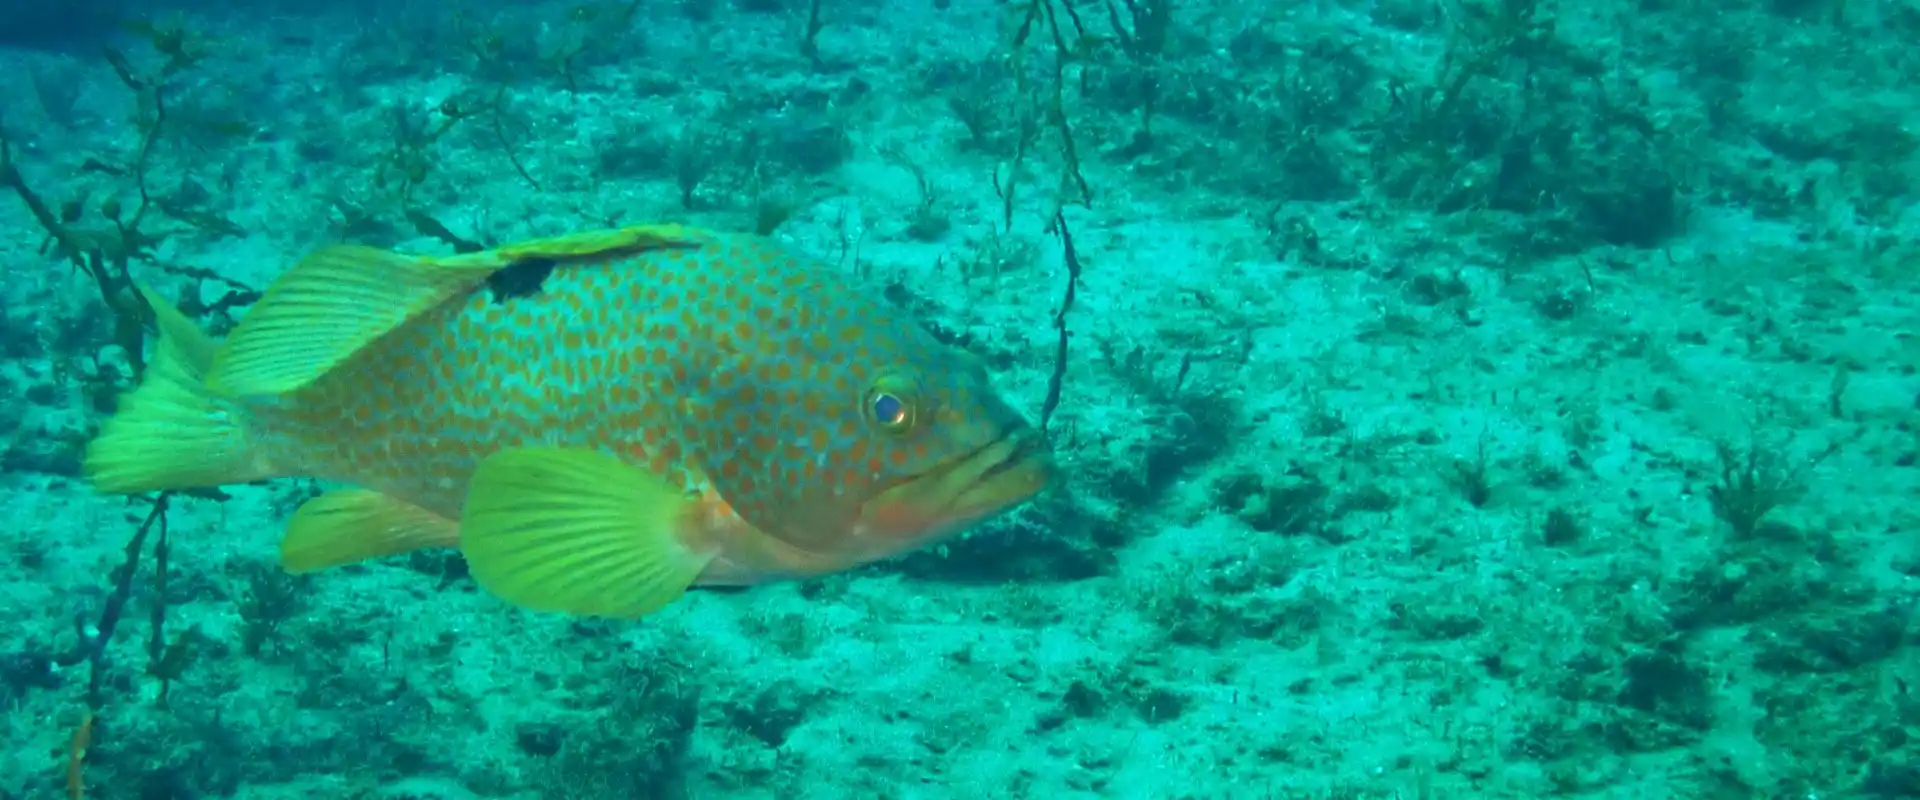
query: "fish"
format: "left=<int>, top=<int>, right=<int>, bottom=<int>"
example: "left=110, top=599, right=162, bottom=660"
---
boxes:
left=83, top=224, right=1055, bottom=617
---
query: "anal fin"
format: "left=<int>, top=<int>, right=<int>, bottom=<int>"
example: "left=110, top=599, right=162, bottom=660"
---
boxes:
left=280, top=489, right=460, bottom=574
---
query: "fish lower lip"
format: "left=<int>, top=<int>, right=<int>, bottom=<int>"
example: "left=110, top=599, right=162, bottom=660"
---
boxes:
left=981, top=434, right=1036, bottom=478
left=927, top=431, right=1053, bottom=519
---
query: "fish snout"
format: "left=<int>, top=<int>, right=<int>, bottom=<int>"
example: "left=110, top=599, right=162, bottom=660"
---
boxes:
left=948, top=420, right=1054, bottom=520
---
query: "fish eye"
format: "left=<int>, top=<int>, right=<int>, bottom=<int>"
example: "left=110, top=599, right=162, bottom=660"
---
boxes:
left=869, top=391, right=913, bottom=432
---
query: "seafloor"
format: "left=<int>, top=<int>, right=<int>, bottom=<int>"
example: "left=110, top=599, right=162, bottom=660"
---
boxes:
left=1, top=0, right=1916, bottom=798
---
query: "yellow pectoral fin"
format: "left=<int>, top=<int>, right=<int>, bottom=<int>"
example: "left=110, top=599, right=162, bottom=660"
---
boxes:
left=280, top=489, right=460, bottom=573
left=458, top=448, right=714, bottom=618
left=206, top=245, right=497, bottom=397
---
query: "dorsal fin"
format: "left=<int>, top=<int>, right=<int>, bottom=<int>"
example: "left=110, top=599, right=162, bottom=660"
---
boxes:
left=487, top=224, right=700, bottom=263
left=204, top=225, right=704, bottom=397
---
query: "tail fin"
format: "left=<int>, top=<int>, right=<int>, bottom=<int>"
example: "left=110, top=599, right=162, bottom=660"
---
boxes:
left=84, top=287, right=271, bottom=493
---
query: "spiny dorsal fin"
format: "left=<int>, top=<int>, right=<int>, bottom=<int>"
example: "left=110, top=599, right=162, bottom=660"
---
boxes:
left=205, top=245, right=492, bottom=396
left=205, top=225, right=705, bottom=397
left=483, top=224, right=702, bottom=263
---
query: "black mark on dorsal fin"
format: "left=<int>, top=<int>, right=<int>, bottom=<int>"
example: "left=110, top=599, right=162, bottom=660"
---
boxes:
left=488, top=257, right=555, bottom=304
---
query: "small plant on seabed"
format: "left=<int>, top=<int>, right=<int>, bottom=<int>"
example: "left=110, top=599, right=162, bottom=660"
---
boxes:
left=237, top=562, right=313, bottom=658
left=1707, top=435, right=1832, bottom=539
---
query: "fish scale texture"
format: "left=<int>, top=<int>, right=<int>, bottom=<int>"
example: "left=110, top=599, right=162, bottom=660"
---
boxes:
left=255, top=230, right=1001, bottom=530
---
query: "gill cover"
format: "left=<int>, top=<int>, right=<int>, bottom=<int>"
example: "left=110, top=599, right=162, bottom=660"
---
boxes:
left=694, top=356, right=951, bottom=547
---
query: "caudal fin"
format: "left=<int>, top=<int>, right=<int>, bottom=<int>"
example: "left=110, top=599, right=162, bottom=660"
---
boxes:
left=84, top=287, right=271, bottom=493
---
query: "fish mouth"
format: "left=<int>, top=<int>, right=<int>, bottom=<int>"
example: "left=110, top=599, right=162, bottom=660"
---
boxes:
left=861, top=429, right=1055, bottom=538
left=944, top=430, right=1054, bottom=518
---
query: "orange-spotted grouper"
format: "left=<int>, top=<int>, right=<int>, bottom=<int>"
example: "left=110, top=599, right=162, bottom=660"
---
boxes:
left=83, top=225, right=1055, bottom=617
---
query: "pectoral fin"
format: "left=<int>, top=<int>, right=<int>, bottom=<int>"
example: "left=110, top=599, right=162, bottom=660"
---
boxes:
left=458, top=448, right=715, bottom=618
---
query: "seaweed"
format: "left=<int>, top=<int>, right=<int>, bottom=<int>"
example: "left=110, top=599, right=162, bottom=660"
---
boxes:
left=1096, top=344, right=1243, bottom=508
left=236, top=561, right=313, bottom=659
left=876, top=144, right=951, bottom=241
left=1451, top=441, right=1497, bottom=509
left=1, top=18, right=260, bottom=382
left=1540, top=506, right=1584, bottom=546
left=457, top=0, right=643, bottom=91
left=1371, top=0, right=1552, bottom=205
left=799, top=0, right=826, bottom=64
left=52, top=493, right=176, bottom=710
left=1099, top=0, right=1172, bottom=152
left=1007, top=0, right=1096, bottom=213
left=542, top=651, right=702, bottom=798
left=1707, top=436, right=1823, bottom=540
left=1039, top=210, right=1083, bottom=434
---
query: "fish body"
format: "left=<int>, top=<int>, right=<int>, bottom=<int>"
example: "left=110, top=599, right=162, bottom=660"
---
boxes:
left=84, top=225, right=1054, bottom=616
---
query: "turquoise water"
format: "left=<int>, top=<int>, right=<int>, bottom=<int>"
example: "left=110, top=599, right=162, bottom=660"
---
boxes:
left=1, top=0, right=1916, bottom=797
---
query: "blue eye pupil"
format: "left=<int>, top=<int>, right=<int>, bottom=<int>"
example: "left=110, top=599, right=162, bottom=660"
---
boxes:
left=873, top=393, right=906, bottom=425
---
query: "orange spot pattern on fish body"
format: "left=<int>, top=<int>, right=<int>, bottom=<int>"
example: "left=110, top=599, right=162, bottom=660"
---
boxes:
left=240, top=229, right=1028, bottom=568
